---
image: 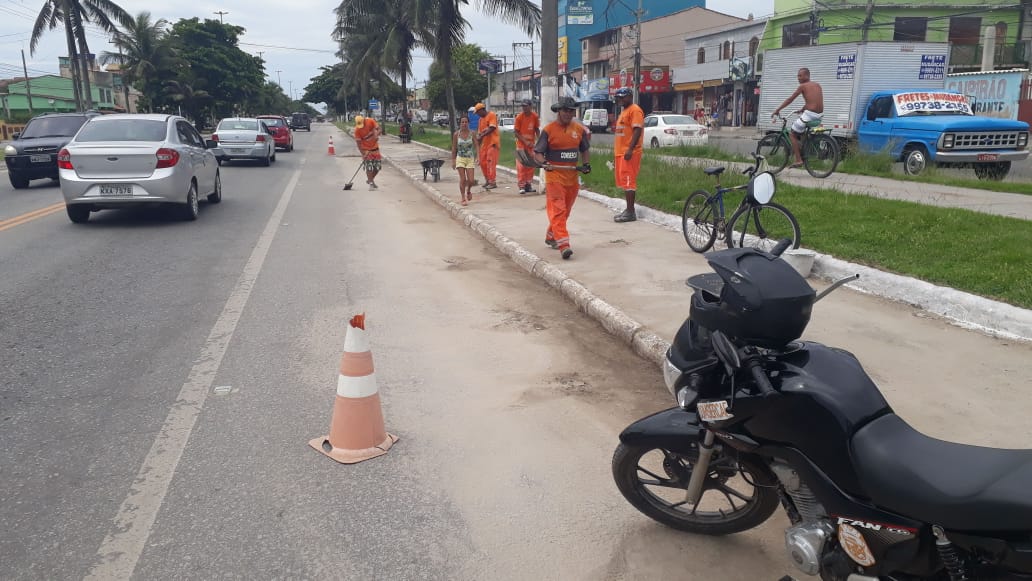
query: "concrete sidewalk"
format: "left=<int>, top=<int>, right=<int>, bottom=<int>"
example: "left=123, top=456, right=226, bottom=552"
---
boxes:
left=368, top=131, right=1032, bottom=343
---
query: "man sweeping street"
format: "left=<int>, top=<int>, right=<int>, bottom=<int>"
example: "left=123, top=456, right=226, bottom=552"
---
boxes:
left=533, top=96, right=591, bottom=260
left=353, top=115, right=382, bottom=190
left=474, top=102, right=500, bottom=190
left=514, top=99, right=540, bottom=194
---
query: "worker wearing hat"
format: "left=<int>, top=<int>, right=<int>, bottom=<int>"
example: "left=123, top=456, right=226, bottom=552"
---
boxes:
left=474, top=102, right=500, bottom=190
left=613, top=87, right=644, bottom=222
left=533, top=96, right=591, bottom=260
left=353, top=115, right=382, bottom=190
left=513, top=98, right=540, bottom=193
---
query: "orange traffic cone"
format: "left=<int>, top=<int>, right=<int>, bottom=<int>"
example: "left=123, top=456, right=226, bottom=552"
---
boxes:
left=309, top=314, right=398, bottom=464
left=327, top=136, right=336, bottom=156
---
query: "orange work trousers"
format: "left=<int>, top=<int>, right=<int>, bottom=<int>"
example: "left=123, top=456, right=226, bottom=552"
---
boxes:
left=479, top=144, right=499, bottom=183
left=545, top=181, right=579, bottom=250
left=516, top=147, right=536, bottom=188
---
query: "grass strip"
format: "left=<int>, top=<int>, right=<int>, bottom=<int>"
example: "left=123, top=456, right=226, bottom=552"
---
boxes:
left=404, top=127, right=1031, bottom=309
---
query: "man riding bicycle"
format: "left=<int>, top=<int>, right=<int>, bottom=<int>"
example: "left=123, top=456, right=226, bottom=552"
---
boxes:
left=772, top=67, right=824, bottom=169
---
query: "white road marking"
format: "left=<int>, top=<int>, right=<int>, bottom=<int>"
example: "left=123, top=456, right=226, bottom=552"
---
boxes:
left=85, top=162, right=305, bottom=580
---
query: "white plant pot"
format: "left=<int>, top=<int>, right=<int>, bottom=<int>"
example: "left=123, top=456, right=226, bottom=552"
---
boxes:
left=782, top=249, right=817, bottom=278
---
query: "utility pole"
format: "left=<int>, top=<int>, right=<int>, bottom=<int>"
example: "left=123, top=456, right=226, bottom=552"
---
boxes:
left=514, top=41, right=535, bottom=111
left=861, top=0, right=875, bottom=42
left=214, top=10, right=228, bottom=24
left=632, top=0, right=644, bottom=104
left=21, top=49, right=33, bottom=115
left=276, top=70, right=282, bottom=87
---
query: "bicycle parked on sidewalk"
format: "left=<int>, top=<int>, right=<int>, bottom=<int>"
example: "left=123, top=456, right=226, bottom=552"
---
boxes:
left=755, top=113, right=840, bottom=178
left=682, top=153, right=800, bottom=253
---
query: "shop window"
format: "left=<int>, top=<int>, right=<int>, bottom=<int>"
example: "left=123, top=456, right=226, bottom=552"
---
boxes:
left=722, top=41, right=731, bottom=60
left=893, top=17, right=927, bottom=42
left=948, top=16, right=981, bottom=45
left=697, top=47, right=705, bottom=64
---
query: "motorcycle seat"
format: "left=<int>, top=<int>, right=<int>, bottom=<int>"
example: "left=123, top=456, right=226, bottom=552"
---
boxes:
left=851, top=413, right=1032, bottom=531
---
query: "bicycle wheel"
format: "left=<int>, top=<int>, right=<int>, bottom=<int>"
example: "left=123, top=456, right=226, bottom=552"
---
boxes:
left=755, top=134, right=790, bottom=175
left=803, top=133, right=839, bottom=178
left=682, top=190, right=718, bottom=253
left=726, top=202, right=800, bottom=252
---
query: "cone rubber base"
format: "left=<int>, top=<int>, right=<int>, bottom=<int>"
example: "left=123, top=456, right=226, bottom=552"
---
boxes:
left=308, top=432, right=399, bottom=464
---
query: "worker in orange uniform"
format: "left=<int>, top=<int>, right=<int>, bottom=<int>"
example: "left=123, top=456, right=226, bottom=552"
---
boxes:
left=353, top=115, right=382, bottom=190
left=513, top=98, right=540, bottom=193
left=474, top=102, right=500, bottom=190
left=533, top=96, right=591, bottom=260
left=613, top=87, right=644, bottom=222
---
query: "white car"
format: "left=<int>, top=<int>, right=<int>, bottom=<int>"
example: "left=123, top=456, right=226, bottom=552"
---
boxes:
left=644, top=114, right=709, bottom=148
left=499, top=117, right=516, bottom=133
left=211, top=117, right=276, bottom=166
left=58, top=114, right=221, bottom=223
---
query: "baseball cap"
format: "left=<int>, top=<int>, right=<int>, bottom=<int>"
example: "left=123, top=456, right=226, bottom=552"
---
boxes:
left=615, top=87, right=632, bottom=98
left=474, top=102, right=486, bottom=111
left=521, top=99, right=533, bottom=106
left=354, top=115, right=365, bottom=125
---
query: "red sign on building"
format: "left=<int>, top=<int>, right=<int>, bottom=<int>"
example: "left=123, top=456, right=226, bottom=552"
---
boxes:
left=608, top=66, right=671, bottom=94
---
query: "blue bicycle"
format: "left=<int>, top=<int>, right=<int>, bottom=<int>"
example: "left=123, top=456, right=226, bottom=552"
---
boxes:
left=681, top=153, right=801, bottom=253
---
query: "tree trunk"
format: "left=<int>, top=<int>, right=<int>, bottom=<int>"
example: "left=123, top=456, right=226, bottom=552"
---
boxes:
left=62, top=13, right=83, bottom=111
left=401, top=68, right=408, bottom=120
left=76, top=34, right=95, bottom=110
left=444, top=55, right=457, bottom=134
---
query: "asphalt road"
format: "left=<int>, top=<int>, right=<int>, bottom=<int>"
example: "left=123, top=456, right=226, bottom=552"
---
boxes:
left=0, top=126, right=794, bottom=579
left=589, top=130, right=1032, bottom=182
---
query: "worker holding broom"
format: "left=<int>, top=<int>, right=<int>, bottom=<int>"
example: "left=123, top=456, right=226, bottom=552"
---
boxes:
left=353, top=115, right=382, bottom=190
left=532, top=96, right=591, bottom=260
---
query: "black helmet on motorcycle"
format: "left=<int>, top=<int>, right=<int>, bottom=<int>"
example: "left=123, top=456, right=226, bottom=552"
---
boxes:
left=690, top=247, right=816, bottom=349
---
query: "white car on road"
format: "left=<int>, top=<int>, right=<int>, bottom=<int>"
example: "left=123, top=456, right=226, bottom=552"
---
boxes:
left=644, top=114, right=709, bottom=148
left=58, top=114, right=221, bottom=223
left=211, top=118, right=276, bottom=166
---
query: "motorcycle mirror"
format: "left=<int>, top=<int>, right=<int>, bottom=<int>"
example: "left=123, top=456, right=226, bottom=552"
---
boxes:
left=710, top=330, right=741, bottom=374
left=749, top=172, right=776, bottom=204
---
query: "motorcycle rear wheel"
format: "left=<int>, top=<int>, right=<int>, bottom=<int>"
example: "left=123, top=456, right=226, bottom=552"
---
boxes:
left=612, top=442, right=779, bottom=535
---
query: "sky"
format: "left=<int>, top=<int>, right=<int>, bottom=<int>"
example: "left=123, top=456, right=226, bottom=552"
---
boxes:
left=0, top=0, right=774, bottom=106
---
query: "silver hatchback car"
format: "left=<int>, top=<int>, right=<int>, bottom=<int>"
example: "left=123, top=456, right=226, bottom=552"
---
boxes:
left=59, top=114, right=221, bottom=223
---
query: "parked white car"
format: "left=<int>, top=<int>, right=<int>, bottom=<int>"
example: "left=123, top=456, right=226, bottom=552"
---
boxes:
left=58, top=114, right=221, bottom=223
left=499, top=117, right=515, bottom=133
left=644, top=114, right=709, bottom=148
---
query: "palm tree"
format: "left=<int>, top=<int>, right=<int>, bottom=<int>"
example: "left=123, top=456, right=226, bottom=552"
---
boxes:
left=31, top=1, right=84, bottom=109
left=101, top=12, right=175, bottom=112
left=333, top=0, right=540, bottom=132
left=31, top=0, right=132, bottom=111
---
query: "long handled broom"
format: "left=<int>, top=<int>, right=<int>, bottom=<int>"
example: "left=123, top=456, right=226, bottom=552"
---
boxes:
left=515, top=149, right=588, bottom=172
left=342, top=153, right=370, bottom=190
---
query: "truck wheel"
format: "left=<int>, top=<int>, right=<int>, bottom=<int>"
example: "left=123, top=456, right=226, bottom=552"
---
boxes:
left=902, top=146, right=928, bottom=176
left=974, top=162, right=1011, bottom=181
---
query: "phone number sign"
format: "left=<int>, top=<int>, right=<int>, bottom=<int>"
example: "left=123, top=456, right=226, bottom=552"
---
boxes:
left=918, top=54, right=946, bottom=80
left=893, top=91, right=972, bottom=116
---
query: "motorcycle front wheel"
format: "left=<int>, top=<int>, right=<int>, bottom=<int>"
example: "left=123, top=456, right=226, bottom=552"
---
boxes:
left=612, top=442, right=779, bottom=535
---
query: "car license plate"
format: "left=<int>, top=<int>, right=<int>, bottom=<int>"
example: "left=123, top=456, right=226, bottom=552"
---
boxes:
left=230, top=148, right=247, bottom=154
left=977, top=153, right=999, bottom=161
left=99, top=185, right=133, bottom=196
left=30, top=154, right=50, bottom=163
left=697, top=400, right=734, bottom=422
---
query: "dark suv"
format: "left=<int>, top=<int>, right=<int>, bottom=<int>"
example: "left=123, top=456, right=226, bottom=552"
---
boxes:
left=4, top=111, right=100, bottom=189
left=289, top=112, right=311, bottom=131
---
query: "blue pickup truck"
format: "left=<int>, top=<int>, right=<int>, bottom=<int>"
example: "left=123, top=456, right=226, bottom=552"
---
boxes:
left=858, top=90, right=1030, bottom=180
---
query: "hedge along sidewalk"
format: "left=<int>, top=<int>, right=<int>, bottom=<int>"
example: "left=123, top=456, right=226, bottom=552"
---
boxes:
left=392, top=133, right=1032, bottom=341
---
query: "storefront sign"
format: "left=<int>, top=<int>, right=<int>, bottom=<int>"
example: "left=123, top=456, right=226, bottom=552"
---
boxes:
left=946, top=71, right=1023, bottom=120
left=608, top=66, right=671, bottom=94
left=893, top=91, right=972, bottom=116
left=577, top=78, right=611, bottom=102
left=567, top=0, right=593, bottom=24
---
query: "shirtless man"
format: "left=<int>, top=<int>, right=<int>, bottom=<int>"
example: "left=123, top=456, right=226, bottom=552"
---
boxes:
left=773, top=67, right=824, bottom=168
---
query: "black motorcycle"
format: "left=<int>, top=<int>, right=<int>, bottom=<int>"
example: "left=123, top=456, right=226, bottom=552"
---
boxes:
left=613, top=237, right=1032, bottom=581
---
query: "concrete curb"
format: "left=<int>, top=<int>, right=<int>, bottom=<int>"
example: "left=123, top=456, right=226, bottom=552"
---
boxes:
left=381, top=152, right=671, bottom=366
left=388, top=139, right=1032, bottom=343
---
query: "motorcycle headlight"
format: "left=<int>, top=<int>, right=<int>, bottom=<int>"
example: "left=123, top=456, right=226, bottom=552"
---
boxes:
left=663, top=356, right=682, bottom=397
left=3, top=145, right=16, bottom=156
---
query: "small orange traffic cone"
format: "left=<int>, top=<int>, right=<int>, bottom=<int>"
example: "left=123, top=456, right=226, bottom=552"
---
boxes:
left=327, top=136, right=336, bottom=156
left=309, top=314, right=398, bottom=464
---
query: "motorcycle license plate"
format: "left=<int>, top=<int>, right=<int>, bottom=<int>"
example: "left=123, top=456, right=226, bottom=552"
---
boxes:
left=697, top=400, right=734, bottom=422
left=977, top=153, right=999, bottom=161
